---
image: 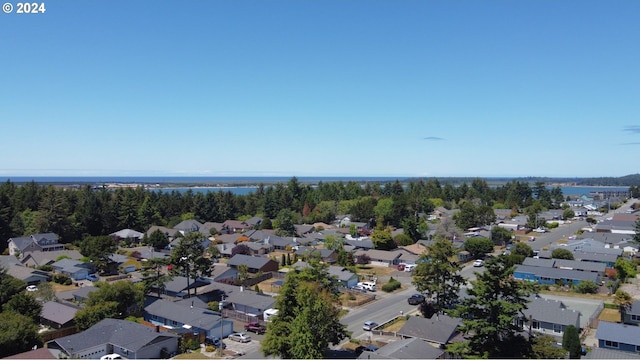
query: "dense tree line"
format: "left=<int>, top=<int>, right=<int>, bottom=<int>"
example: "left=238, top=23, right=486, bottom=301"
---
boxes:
left=1, top=177, right=573, bottom=253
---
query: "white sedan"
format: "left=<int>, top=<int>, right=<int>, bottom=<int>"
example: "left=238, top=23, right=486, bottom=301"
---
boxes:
left=473, top=259, right=484, bottom=267
left=26, top=285, right=38, bottom=292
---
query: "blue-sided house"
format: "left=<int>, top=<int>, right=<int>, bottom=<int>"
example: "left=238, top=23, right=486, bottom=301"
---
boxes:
left=596, top=321, right=640, bottom=353
left=518, top=296, right=581, bottom=340
left=514, top=264, right=599, bottom=286
left=623, top=300, right=640, bottom=326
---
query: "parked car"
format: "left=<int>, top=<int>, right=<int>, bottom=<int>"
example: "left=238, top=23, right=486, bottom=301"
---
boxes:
left=528, top=236, right=536, bottom=241
left=473, top=259, right=484, bottom=267
left=244, top=321, right=266, bottom=334
left=204, top=336, right=226, bottom=349
left=228, top=332, right=251, bottom=343
left=407, top=293, right=425, bottom=305
left=26, top=285, right=38, bottom=292
left=351, top=284, right=367, bottom=293
left=403, top=264, right=416, bottom=272
left=355, top=345, right=379, bottom=354
left=363, top=321, right=378, bottom=331
left=86, top=274, right=99, bottom=281
left=357, top=282, right=376, bottom=292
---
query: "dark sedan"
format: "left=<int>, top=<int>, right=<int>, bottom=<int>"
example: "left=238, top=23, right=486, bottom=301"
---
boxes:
left=407, top=294, right=425, bottom=305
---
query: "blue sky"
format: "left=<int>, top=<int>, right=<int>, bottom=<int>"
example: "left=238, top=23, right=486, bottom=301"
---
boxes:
left=1, top=1, right=639, bottom=178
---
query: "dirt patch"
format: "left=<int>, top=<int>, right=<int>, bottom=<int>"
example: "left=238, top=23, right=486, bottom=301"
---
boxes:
left=356, top=265, right=396, bottom=280
left=256, top=277, right=282, bottom=294
left=619, top=280, right=640, bottom=300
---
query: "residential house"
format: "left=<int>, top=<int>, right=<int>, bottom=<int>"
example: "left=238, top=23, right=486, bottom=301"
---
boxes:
left=5, top=264, right=51, bottom=285
left=144, top=298, right=234, bottom=339
left=573, top=252, right=620, bottom=268
left=20, top=249, right=83, bottom=268
left=295, top=247, right=338, bottom=263
left=357, top=337, right=445, bottom=359
left=4, top=347, right=58, bottom=359
left=596, top=321, right=640, bottom=353
left=222, top=220, right=251, bottom=233
left=518, top=296, right=581, bottom=339
left=146, top=225, right=178, bottom=239
left=226, top=254, right=279, bottom=274
left=215, top=243, right=236, bottom=258
left=294, top=224, right=315, bottom=236
left=71, top=286, right=99, bottom=303
left=292, top=261, right=359, bottom=288
left=622, top=300, right=640, bottom=326
left=159, top=276, right=210, bottom=298
left=216, top=233, right=242, bottom=244
left=244, top=216, right=263, bottom=229
left=354, top=249, right=402, bottom=267
left=513, top=264, right=599, bottom=286
left=522, top=257, right=606, bottom=275
left=583, top=348, right=640, bottom=359
left=344, top=238, right=375, bottom=250
left=173, top=219, right=204, bottom=235
left=40, top=301, right=79, bottom=329
left=397, top=314, right=461, bottom=348
left=7, top=233, right=64, bottom=256
left=244, top=241, right=273, bottom=255
left=51, top=258, right=93, bottom=280
left=109, top=228, right=144, bottom=243
left=223, top=287, right=276, bottom=318
left=200, top=221, right=225, bottom=236
left=47, top=318, right=179, bottom=359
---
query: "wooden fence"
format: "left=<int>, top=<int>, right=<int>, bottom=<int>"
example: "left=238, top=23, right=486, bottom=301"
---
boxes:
left=41, top=326, right=78, bottom=342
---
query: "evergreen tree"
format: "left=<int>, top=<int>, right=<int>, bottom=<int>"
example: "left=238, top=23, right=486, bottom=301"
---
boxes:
left=562, top=325, right=581, bottom=359
left=262, top=263, right=347, bottom=359
left=451, top=257, right=537, bottom=358
left=412, top=238, right=464, bottom=314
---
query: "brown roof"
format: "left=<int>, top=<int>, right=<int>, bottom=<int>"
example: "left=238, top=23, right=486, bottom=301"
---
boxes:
left=400, top=243, right=428, bottom=255
left=4, top=348, right=57, bottom=359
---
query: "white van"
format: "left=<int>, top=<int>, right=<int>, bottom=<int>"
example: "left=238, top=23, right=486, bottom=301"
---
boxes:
left=357, top=282, right=376, bottom=292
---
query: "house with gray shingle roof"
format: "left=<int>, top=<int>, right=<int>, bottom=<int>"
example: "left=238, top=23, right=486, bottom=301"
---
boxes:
left=596, top=321, right=640, bottom=353
left=226, top=254, right=279, bottom=273
left=573, top=251, right=619, bottom=268
left=397, top=314, right=461, bottom=347
left=222, top=219, right=251, bottom=233
left=357, top=337, right=445, bottom=359
left=40, top=301, right=79, bottom=329
left=46, top=318, right=179, bottom=359
left=292, top=261, right=359, bottom=288
left=294, top=224, right=315, bottom=236
left=244, top=216, right=263, bottom=229
left=4, top=264, right=51, bottom=285
left=146, top=225, right=178, bottom=238
left=173, top=219, right=204, bottom=235
left=20, top=249, right=83, bottom=268
left=7, top=233, right=63, bottom=257
left=584, top=347, right=640, bottom=359
left=519, top=296, right=581, bottom=339
left=144, top=298, right=234, bottom=339
left=223, top=287, right=276, bottom=318
left=51, top=258, right=93, bottom=280
left=200, top=222, right=224, bottom=235
left=294, top=247, right=338, bottom=263
left=354, top=249, right=402, bottom=267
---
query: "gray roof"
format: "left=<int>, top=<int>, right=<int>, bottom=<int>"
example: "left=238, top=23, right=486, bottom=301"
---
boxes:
left=522, top=257, right=556, bottom=268
left=573, top=252, right=619, bottom=263
left=146, top=225, right=178, bottom=238
left=553, top=259, right=606, bottom=273
left=223, top=288, right=275, bottom=312
left=294, top=224, right=315, bottom=235
left=370, top=337, right=444, bottom=359
left=71, top=286, right=98, bottom=300
left=10, top=233, right=60, bottom=251
left=51, top=258, right=91, bottom=273
left=327, top=266, right=358, bottom=282
left=173, top=219, right=204, bottom=232
left=244, top=217, right=263, bottom=227
left=227, top=254, right=276, bottom=270
left=354, top=249, right=402, bottom=262
left=144, top=299, right=222, bottom=331
left=514, top=265, right=599, bottom=282
left=584, top=348, right=640, bottom=359
left=48, top=318, right=179, bottom=354
left=522, top=297, right=581, bottom=328
left=163, top=276, right=209, bottom=293
left=596, top=321, right=640, bottom=346
left=41, top=301, right=79, bottom=325
left=397, top=315, right=461, bottom=345
left=344, top=239, right=375, bottom=249
left=110, top=228, right=144, bottom=239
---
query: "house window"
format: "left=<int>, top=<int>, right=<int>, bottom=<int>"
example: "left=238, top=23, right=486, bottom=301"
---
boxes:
left=604, top=340, right=619, bottom=348
left=631, top=314, right=640, bottom=321
left=553, top=324, right=562, bottom=333
left=532, top=321, right=540, bottom=329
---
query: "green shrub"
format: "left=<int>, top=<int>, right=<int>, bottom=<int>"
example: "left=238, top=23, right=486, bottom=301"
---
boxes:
left=574, top=280, right=598, bottom=294
left=37, top=264, right=53, bottom=272
left=53, top=273, right=72, bottom=285
left=547, top=222, right=559, bottom=229
left=381, top=278, right=401, bottom=292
